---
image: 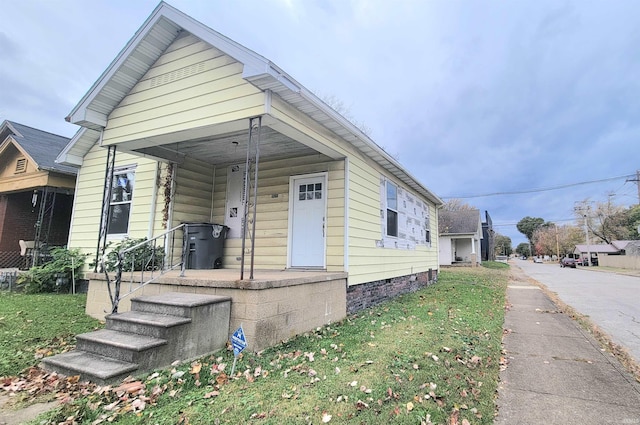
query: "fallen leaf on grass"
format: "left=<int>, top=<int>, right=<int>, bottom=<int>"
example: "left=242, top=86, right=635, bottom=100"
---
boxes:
left=355, top=400, right=369, bottom=410
left=114, top=381, right=144, bottom=395
left=131, top=398, right=146, bottom=412
left=322, top=412, right=332, bottom=423
left=203, top=389, right=220, bottom=398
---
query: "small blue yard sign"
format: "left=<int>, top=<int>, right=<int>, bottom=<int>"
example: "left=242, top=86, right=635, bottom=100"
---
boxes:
left=231, top=325, right=247, bottom=357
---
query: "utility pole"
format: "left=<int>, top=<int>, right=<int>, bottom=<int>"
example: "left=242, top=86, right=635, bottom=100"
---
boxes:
left=574, top=201, right=592, bottom=266
left=627, top=170, right=640, bottom=204
left=637, top=170, right=640, bottom=205
left=584, top=214, right=591, bottom=266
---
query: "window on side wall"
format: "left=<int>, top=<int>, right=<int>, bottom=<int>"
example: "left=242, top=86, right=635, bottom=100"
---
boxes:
left=386, top=181, right=398, bottom=237
left=425, top=216, right=431, bottom=245
left=107, top=167, right=136, bottom=235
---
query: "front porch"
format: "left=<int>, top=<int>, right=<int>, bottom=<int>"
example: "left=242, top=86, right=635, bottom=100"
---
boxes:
left=85, top=269, right=348, bottom=352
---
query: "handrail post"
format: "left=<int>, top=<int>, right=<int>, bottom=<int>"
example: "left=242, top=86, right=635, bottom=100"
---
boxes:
left=180, top=223, right=188, bottom=277
left=104, top=223, right=187, bottom=313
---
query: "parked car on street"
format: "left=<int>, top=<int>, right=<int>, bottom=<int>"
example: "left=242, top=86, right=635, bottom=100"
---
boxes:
left=560, top=258, right=576, bottom=268
left=533, top=257, right=543, bottom=264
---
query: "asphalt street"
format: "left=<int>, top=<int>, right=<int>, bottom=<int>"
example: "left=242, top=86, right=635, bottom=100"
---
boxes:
left=515, top=258, right=640, bottom=365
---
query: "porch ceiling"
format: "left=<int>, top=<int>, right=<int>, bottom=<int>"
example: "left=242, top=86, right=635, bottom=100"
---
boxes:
left=133, top=125, right=321, bottom=166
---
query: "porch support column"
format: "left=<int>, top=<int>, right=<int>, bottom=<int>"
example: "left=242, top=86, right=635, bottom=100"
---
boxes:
left=32, top=186, right=49, bottom=267
left=240, top=117, right=262, bottom=280
left=94, top=144, right=116, bottom=272
left=471, top=236, right=477, bottom=266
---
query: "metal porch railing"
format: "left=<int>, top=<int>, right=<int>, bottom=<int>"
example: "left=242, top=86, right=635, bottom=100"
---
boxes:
left=103, top=223, right=187, bottom=314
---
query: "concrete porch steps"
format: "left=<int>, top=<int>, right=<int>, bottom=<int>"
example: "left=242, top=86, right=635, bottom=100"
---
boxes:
left=41, top=292, right=231, bottom=384
left=39, top=351, right=138, bottom=383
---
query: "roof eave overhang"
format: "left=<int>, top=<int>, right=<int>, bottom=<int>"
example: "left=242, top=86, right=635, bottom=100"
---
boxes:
left=56, top=127, right=101, bottom=167
left=249, top=76, right=443, bottom=206
left=64, top=2, right=442, bottom=207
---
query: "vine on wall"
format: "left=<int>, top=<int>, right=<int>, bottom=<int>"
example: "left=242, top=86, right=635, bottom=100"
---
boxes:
left=161, top=163, right=174, bottom=229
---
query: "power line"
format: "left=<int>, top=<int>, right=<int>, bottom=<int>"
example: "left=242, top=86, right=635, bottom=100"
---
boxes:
left=441, top=173, right=635, bottom=199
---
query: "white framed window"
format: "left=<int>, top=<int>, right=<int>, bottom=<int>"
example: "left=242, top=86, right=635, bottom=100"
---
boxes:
left=425, top=216, right=431, bottom=245
left=107, top=167, right=135, bottom=235
left=386, top=181, right=398, bottom=237
left=379, top=175, right=430, bottom=250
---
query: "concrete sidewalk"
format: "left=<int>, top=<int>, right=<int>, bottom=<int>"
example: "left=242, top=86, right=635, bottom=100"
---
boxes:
left=496, top=280, right=640, bottom=424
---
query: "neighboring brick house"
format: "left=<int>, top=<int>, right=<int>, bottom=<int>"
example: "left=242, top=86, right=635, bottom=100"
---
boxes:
left=0, top=121, right=77, bottom=268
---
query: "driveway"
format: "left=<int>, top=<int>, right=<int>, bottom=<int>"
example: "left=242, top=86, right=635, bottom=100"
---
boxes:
left=514, top=258, right=640, bottom=365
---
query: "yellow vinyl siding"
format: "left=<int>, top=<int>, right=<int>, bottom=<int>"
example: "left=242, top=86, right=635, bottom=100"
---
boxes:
left=206, top=155, right=344, bottom=271
left=171, top=157, right=215, bottom=226
left=102, top=33, right=265, bottom=145
left=347, top=155, right=438, bottom=285
left=67, top=144, right=162, bottom=270
left=269, top=95, right=438, bottom=285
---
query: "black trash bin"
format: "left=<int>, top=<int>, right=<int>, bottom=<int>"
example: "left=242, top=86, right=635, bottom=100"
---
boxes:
left=185, top=223, right=229, bottom=269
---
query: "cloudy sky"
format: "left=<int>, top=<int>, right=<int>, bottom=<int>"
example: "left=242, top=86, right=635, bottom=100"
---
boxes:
left=1, top=0, right=639, bottom=247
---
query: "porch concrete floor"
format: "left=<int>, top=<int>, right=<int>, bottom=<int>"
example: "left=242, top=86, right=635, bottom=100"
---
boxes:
left=101, top=268, right=349, bottom=290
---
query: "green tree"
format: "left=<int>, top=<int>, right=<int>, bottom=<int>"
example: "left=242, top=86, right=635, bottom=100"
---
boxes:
left=516, top=216, right=546, bottom=249
left=577, top=199, right=640, bottom=244
left=494, top=233, right=512, bottom=256
left=624, top=204, right=640, bottom=239
left=515, top=242, right=530, bottom=257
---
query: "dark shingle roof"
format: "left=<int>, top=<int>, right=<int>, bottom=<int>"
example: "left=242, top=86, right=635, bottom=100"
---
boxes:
left=0, top=121, right=77, bottom=175
left=439, top=209, right=481, bottom=235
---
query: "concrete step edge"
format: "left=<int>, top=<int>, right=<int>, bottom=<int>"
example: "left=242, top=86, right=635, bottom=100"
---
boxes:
left=132, top=292, right=232, bottom=308
left=41, top=350, right=138, bottom=381
left=76, top=329, right=167, bottom=352
left=106, top=311, right=191, bottom=328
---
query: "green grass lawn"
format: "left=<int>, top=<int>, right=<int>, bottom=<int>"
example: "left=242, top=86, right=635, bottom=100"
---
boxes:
left=0, top=293, right=102, bottom=377
left=32, top=266, right=508, bottom=425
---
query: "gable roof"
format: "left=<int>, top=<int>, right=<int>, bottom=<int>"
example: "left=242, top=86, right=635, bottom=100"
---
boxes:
left=0, top=120, right=77, bottom=175
left=610, top=240, right=633, bottom=251
left=59, top=1, right=442, bottom=206
left=439, top=209, right=482, bottom=235
left=574, top=244, right=620, bottom=254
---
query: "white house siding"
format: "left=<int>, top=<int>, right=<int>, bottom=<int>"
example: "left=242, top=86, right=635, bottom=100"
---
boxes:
left=439, top=236, right=454, bottom=266
left=207, top=154, right=345, bottom=271
left=67, top=144, right=164, bottom=267
left=101, top=32, right=265, bottom=146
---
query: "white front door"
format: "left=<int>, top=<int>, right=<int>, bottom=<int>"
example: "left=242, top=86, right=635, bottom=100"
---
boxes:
left=289, top=173, right=327, bottom=268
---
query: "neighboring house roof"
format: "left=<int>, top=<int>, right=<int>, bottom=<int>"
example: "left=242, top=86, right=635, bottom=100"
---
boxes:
left=625, top=241, right=640, bottom=255
left=57, top=1, right=442, bottom=206
left=0, top=120, right=77, bottom=175
left=574, top=244, right=620, bottom=254
left=439, top=209, right=482, bottom=236
left=610, top=240, right=633, bottom=251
